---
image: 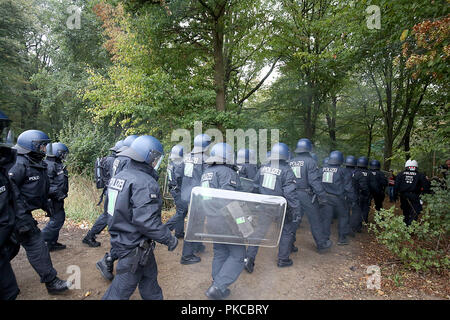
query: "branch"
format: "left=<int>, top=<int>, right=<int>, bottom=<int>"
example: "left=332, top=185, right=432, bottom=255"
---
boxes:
left=237, top=57, right=280, bottom=110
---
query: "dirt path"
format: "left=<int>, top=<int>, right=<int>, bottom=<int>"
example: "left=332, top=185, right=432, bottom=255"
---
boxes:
left=11, top=210, right=446, bottom=300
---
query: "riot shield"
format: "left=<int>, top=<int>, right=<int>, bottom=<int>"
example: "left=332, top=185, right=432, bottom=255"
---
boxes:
left=185, top=186, right=287, bottom=247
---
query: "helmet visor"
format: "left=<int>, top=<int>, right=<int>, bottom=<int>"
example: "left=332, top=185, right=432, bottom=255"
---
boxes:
left=151, top=152, right=164, bottom=171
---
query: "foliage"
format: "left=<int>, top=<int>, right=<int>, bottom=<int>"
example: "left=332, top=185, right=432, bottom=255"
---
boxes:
left=369, top=178, right=450, bottom=272
left=58, top=118, right=116, bottom=175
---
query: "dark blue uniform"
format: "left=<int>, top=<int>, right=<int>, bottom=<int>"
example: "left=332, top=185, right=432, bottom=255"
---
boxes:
left=8, top=154, right=58, bottom=283
left=180, top=152, right=208, bottom=260
left=87, top=155, right=132, bottom=239
left=41, top=157, right=68, bottom=245
left=200, top=164, right=244, bottom=295
left=165, top=161, right=186, bottom=237
left=0, top=148, right=20, bottom=300
left=343, top=166, right=360, bottom=234
left=103, top=159, right=176, bottom=300
left=369, top=170, right=388, bottom=211
left=394, top=169, right=430, bottom=225
left=349, top=168, right=370, bottom=232
left=251, top=160, right=301, bottom=264
left=289, top=154, right=330, bottom=249
left=237, top=163, right=258, bottom=180
left=320, top=164, right=355, bottom=241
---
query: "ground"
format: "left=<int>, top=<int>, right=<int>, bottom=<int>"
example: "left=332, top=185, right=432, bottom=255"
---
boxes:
left=11, top=200, right=449, bottom=300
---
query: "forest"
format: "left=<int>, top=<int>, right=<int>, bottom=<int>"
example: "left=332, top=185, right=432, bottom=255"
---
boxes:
left=1, top=0, right=449, bottom=174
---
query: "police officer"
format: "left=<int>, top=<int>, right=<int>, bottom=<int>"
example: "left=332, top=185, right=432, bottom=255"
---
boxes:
left=288, top=138, right=332, bottom=253
left=9, top=130, right=70, bottom=294
left=0, top=111, right=20, bottom=300
left=322, top=157, right=329, bottom=167
left=369, top=159, right=388, bottom=211
left=343, top=155, right=359, bottom=237
left=83, top=135, right=137, bottom=247
left=200, top=143, right=244, bottom=300
left=179, top=134, right=211, bottom=265
left=102, top=135, right=178, bottom=300
left=236, top=148, right=258, bottom=180
left=165, top=145, right=186, bottom=238
left=41, top=142, right=69, bottom=251
left=350, top=156, right=371, bottom=233
left=249, top=143, right=301, bottom=268
left=320, top=151, right=355, bottom=245
left=394, top=160, right=430, bottom=226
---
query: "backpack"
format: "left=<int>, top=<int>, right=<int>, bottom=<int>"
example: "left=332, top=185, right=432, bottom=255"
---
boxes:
left=94, top=156, right=110, bottom=189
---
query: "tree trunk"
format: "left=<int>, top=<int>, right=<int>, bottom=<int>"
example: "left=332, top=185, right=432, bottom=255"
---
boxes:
left=213, top=17, right=226, bottom=112
left=325, top=94, right=337, bottom=151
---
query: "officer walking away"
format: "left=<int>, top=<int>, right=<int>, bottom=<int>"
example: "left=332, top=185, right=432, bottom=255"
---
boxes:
left=165, top=145, right=187, bottom=238
left=179, top=134, right=211, bottom=265
left=251, top=143, right=301, bottom=268
left=41, top=142, right=69, bottom=252
left=9, top=130, right=70, bottom=294
left=288, top=138, right=332, bottom=254
left=201, top=143, right=244, bottom=300
left=368, top=159, right=388, bottom=211
left=342, top=155, right=359, bottom=238
left=320, top=151, right=355, bottom=245
left=83, top=135, right=137, bottom=247
left=102, top=135, right=178, bottom=300
left=0, top=111, right=20, bottom=300
left=352, top=156, right=371, bottom=230
left=394, top=160, right=431, bottom=226
left=236, top=148, right=258, bottom=180
left=83, top=140, right=123, bottom=247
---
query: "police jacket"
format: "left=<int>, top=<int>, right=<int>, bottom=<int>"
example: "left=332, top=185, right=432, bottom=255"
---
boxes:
left=343, top=166, right=359, bottom=200
left=45, top=157, right=68, bottom=201
left=289, top=153, right=326, bottom=198
left=0, top=148, right=17, bottom=249
left=394, top=169, right=430, bottom=198
left=253, top=160, right=300, bottom=219
left=369, top=169, right=388, bottom=195
left=103, top=153, right=116, bottom=185
left=201, top=164, right=241, bottom=191
left=167, top=160, right=184, bottom=191
left=353, top=168, right=370, bottom=199
left=321, top=164, right=355, bottom=201
left=237, top=163, right=258, bottom=180
left=110, top=155, right=132, bottom=178
left=8, top=154, right=50, bottom=217
left=106, top=159, right=173, bottom=258
left=181, top=152, right=208, bottom=203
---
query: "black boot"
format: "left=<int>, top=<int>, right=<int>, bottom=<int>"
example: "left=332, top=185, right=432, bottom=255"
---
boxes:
left=47, top=242, right=67, bottom=252
left=337, top=236, right=349, bottom=245
left=205, top=285, right=228, bottom=300
left=180, top=255, right=201, bottom=265
left=82, top=234, right=101, bottom=247
left=45, top=277, right=70, bottom=294
left=96, top=253, right=114, bottom=281
left=277, top=258, right=293, bottom=268
left=317, top=239, right=333, bottom=253
left=244, top=257, right=255, bottom=273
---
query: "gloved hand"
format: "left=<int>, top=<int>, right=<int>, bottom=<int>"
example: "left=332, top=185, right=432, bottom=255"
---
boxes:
left=167, top=236, right=178, bottom=251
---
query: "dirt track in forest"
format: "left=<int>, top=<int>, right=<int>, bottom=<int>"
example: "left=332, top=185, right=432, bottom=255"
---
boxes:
left=12, top=201, right=447, bottom=300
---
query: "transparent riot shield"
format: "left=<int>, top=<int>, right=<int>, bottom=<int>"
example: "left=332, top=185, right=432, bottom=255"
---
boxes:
left=185, top=186, right=287, bottom=247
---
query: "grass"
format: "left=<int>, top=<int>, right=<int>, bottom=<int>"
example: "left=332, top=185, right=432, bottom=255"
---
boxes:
left=65, top=174, right=104, bottom=225
left=64, top=174, right=177, bottom=227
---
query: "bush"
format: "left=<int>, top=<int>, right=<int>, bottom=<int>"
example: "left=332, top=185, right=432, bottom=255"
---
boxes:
left=58, top=118, right=116, bottom=176
left=369, top=177, right=450, bottom=272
